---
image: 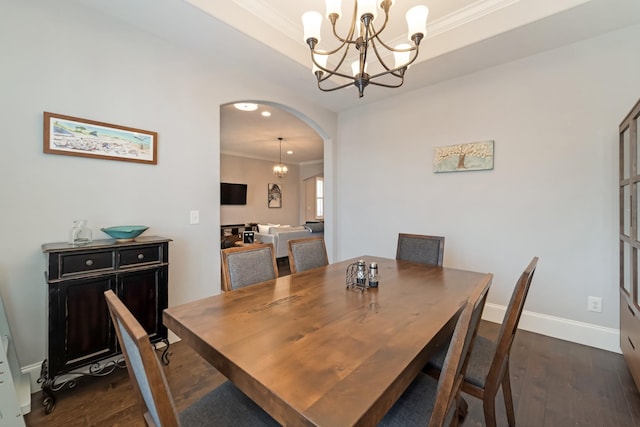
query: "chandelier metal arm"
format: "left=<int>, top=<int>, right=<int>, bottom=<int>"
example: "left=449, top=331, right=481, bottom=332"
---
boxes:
left=377, top=49, right=420, bottom=78
left=361, top=9, right=390, bottom=44
left=368, top=40, right=420, bottom=78
left=370, top=39, right=393, bottom=72
left=327, top=1, right=359, bottom=45
left=370, top=23, right=418, bottom=55
left=310, top=48, right=355, bottom=82
left=316, top=79, right=361, bottom=93
left=329, top=6, right=358, bottom=45
left=302, top=0, right=428, bottom=98
left=368, top=78, right=405, bottom=89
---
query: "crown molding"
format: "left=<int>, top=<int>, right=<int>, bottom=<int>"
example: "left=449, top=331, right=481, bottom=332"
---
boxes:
left=232, top=0, right=524, bottom=46
left=427, top=0, right=520, bottom=38
left=232, top=0, right=300, bottom=41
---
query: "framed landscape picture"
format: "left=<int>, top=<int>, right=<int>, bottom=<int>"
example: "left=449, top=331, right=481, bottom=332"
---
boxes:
left=43, top=112, right=157, bottom=164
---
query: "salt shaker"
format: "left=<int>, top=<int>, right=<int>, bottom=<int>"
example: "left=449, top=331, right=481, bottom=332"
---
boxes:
left=356, top=260, right=367, bottom=285
left=368, top=262, right=379, bottom=288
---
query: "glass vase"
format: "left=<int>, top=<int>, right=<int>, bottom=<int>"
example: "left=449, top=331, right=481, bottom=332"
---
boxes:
left=69, top=220, right=92, bottom=246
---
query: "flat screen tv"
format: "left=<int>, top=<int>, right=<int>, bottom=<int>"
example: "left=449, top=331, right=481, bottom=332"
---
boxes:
left=220, top=182, right=247, bottom=205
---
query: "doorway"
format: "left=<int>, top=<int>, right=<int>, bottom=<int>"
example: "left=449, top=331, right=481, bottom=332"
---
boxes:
left=219, top=101, right=330, bottom=262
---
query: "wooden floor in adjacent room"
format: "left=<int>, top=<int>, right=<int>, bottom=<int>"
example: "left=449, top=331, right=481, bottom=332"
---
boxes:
left=25, top=321, right=640, bottom=427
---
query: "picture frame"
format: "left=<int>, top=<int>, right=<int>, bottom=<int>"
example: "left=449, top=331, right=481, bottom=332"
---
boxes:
left=243, top=231, right=255, bottom=244
left=268, top=183, right=282, bottom=208
left=43, top=112, right=157, bottom=164
left=433, top=140, right=494, bottom=173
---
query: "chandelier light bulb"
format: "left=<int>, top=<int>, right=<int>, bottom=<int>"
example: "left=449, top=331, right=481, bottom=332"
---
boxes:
left=302, top=11, right=323, bottom=44
left=312, top=53, right=328, bottom=75
left=394, top=43, right=411, bottom=68
left=406, top=5, right=428, bottom=42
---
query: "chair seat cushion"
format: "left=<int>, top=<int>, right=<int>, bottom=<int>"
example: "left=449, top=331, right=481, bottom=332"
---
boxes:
left=427, top=334, right=497, bottom=389
left=180, top=381, right=279, bottom=427
left=378, top=372, right=438, bottom=426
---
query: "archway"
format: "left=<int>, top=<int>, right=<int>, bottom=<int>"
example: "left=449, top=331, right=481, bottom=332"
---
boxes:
left=219, top=100, right=334, bottom=265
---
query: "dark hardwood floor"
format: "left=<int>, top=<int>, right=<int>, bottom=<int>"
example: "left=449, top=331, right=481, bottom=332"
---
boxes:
left=276, top=256, right=291, bottom=276
left=25, top=322, right=640, bottom=426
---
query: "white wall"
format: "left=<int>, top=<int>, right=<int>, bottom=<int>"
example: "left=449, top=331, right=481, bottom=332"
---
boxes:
left=336, top=24, right=640, bottom=351
left=220, top=154, right=300, bottom=226
left=0, top=0, right=336, bottom=371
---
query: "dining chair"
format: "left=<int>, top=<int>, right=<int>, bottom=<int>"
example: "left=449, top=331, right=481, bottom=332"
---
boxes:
left=379, top=274, right=492, bottom=427
left=103, top=290, right=279, bottom=427
left=221, top=243, right=278, bottom=292
left=287, top=236, right=329, bottom=274
left=396, top=233, right=445, bottom=267
left=425, top=256, right=539, bottom=427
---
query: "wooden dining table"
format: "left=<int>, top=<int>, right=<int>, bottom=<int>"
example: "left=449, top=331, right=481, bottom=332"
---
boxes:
left=163, top=256, right=491, bottom=426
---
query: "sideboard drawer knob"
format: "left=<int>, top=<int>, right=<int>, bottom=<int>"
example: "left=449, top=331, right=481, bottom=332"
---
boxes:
left=138, top=254, right=144, bottom=260
left=85, top=259, right=94, bottom=266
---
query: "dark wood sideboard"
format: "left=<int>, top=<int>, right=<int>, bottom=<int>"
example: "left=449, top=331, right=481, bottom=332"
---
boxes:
left=620, top=98, right=640, bottom=391
left=40, top=236, right=171, bottom=413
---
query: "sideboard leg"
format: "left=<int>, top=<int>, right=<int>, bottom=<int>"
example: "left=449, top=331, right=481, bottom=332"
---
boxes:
left=154, top=338, right=171, bottom=365
left=37, top=360, right=57, bottom=414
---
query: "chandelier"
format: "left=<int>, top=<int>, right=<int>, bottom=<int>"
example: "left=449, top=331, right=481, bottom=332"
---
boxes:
left=302, top=0, right=428, bottom=98
left=273, top=137, right=288, bottom=178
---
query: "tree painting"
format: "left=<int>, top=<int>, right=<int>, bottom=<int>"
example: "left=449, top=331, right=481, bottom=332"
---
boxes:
left=433, top=140, right=494, bottom=173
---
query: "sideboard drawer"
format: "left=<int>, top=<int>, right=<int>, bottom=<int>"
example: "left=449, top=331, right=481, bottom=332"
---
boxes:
left=119, top=245, right=161, bottom=267
left=60, top=250, right=114, bottom=276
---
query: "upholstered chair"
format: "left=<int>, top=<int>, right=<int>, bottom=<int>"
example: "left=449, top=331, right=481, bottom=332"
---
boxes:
left=396, top=233, right=445, bottom=267
left=104, top=290, right=279, bottom=426
left=221, top=243, right=278, bottom=292
left=379, top=274, right=492, bottom=427
left=288, top=236, right=329, bottom=273
left=425, top=257, right=539, bottom=427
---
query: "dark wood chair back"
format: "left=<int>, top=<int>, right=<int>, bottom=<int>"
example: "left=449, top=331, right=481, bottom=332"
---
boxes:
left=221, top=243, right=278, bottom=292
left=425, top=256, right=538, bottom=427
left=396, top=233, right=445, bottom=267
left=486, top=256, right=538, bottom=395
left=104, top=289, right=180, bottom=426
left=287, top=236, right=329, bottom=274
left=429, top=274, right=492, bottom=426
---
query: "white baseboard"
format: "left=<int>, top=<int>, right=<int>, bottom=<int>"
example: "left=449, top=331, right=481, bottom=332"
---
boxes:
left=23, top=362, right=43, bottom=396
left=482, top=303, right=621, bottom=354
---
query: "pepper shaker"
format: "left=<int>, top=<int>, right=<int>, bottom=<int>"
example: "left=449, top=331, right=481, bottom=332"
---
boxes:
left=368, top=262, right=379, bottom=288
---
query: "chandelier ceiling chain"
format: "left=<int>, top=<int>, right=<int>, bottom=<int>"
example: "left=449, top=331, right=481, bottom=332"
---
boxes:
left=273, top=137, right=288, bottom=178
left=302, top=0, right=428, bottom=98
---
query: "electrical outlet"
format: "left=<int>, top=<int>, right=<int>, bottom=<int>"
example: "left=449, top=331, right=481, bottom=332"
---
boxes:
left=190, top=210, right=200, bottom=225
left=587, top=296, right=602, bottom=313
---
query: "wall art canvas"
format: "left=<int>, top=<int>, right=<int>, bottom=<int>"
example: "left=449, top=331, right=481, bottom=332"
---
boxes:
left=43, top=112, right=157, bottom=164
left=268, top=183, right=282, bottom=208
left=433, top=140, right=494, bottom=173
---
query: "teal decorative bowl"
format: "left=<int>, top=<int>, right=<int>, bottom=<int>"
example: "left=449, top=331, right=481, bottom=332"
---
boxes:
left=101, top=225, right=149, bottom=242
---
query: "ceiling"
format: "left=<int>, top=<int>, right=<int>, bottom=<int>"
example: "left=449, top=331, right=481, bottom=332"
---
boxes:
left=70, top=0, right=640, bottom=163
left=220, top=102, right=324, bottom=164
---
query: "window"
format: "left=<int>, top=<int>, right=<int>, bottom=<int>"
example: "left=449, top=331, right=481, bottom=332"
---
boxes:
left=316, top=177, right=324, bottom=219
